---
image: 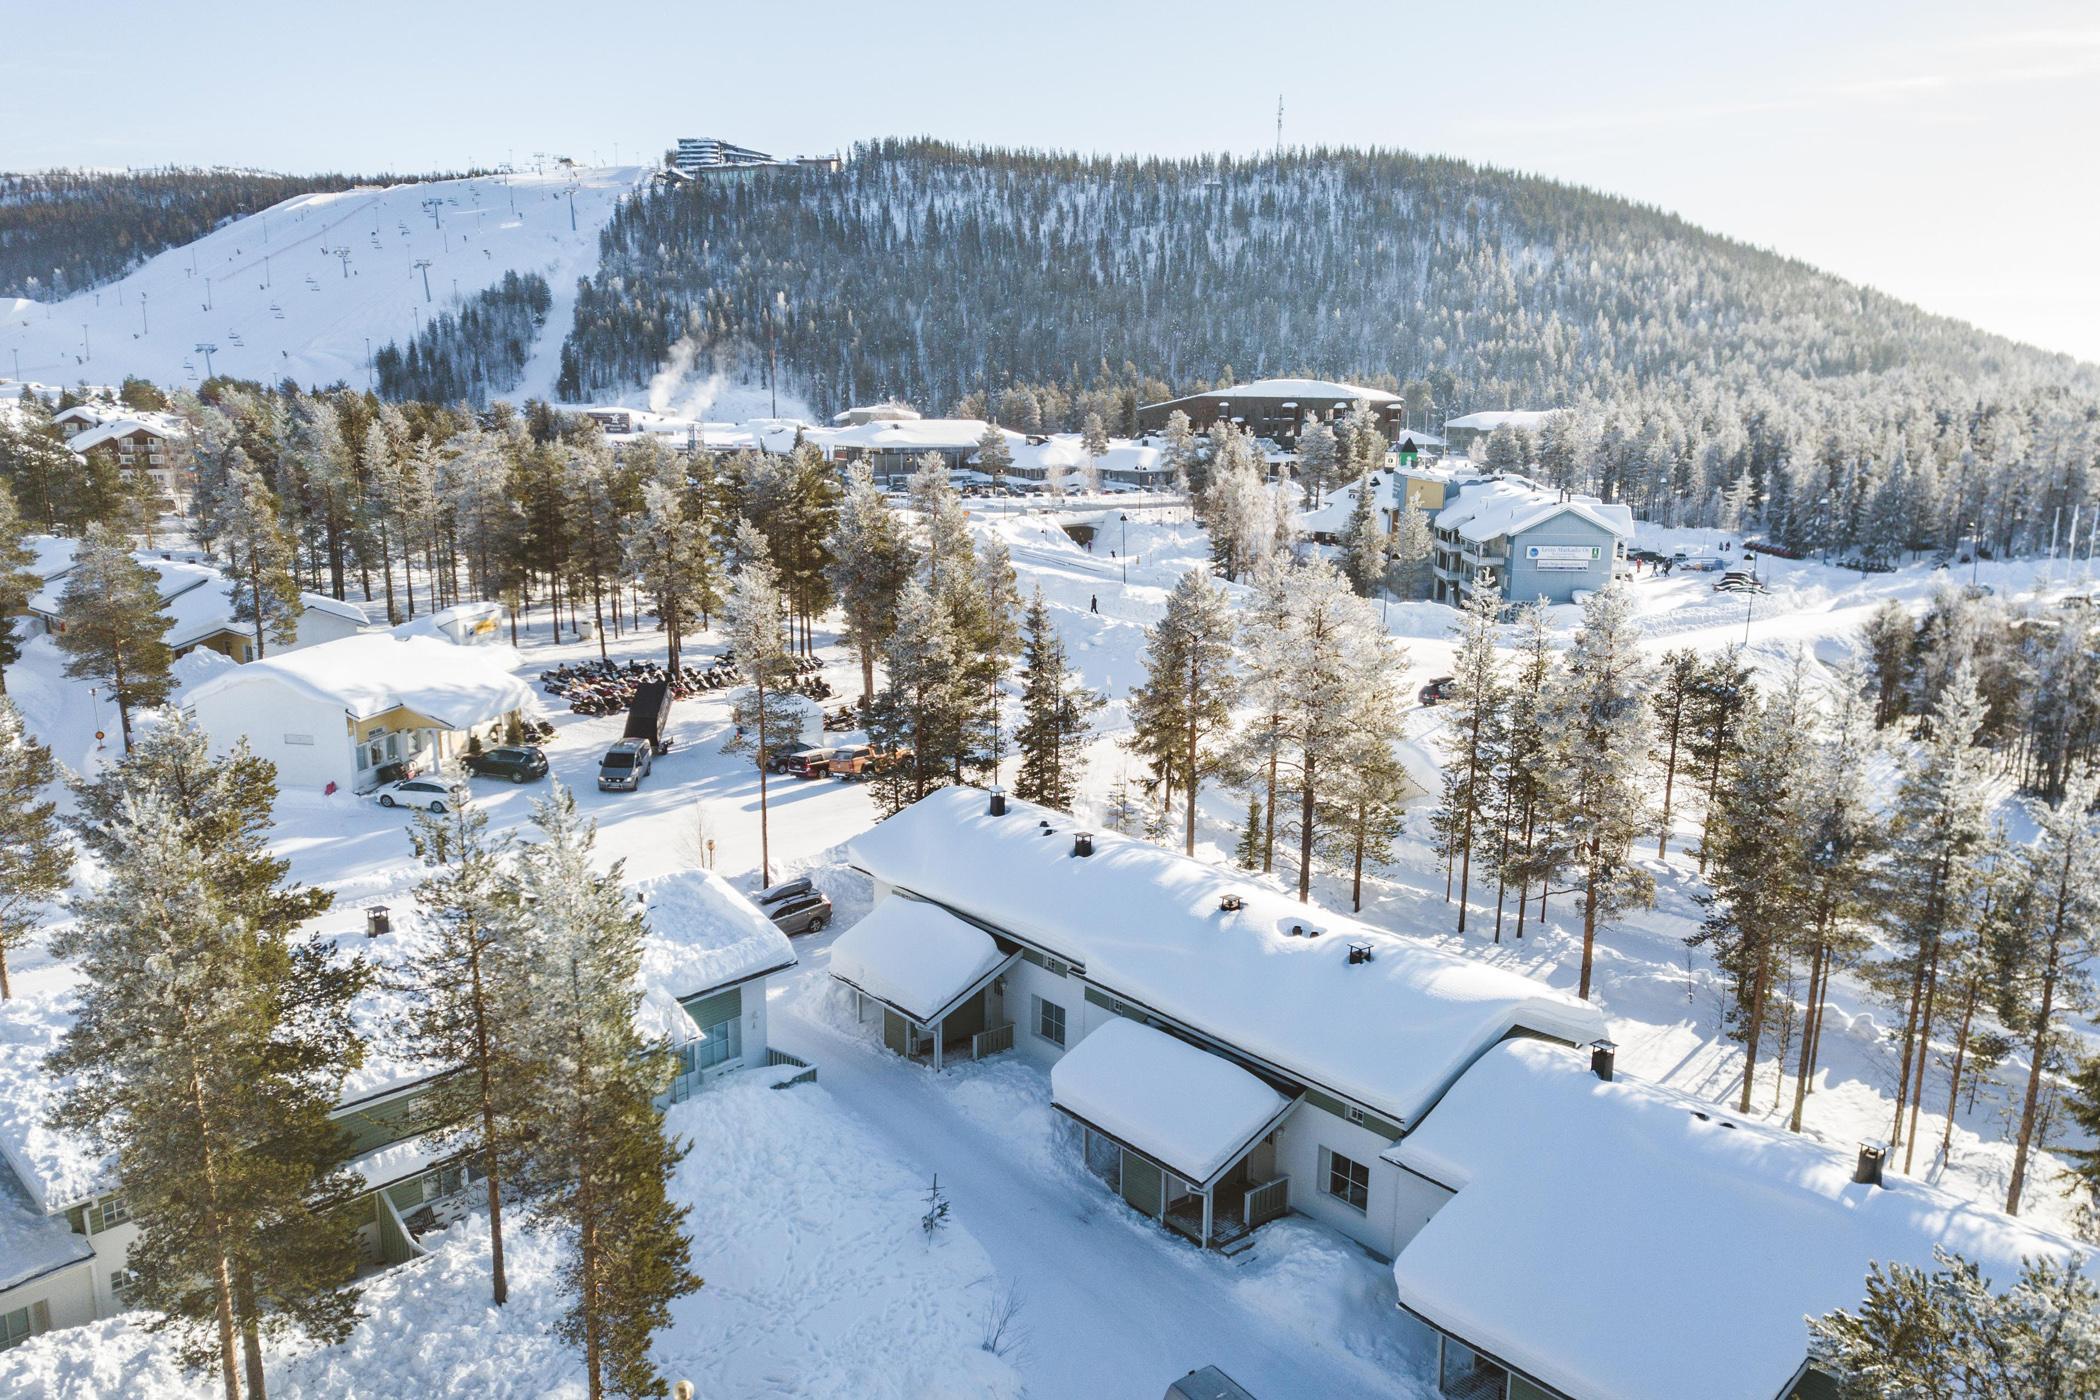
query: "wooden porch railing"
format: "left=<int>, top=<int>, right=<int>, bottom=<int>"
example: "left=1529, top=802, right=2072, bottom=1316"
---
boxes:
left=765, top=1047, right=818, bottom=1087
left=1244, top=1175, right=1290, bottom=1228
left=971, top=1022, right=1016, bottom=1059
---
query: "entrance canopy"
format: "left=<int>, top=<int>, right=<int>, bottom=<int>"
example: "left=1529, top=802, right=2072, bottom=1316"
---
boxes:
left=1052, top=1019, right=1294, bottom=1189
left=829, top=897, right=1010, bottom=1026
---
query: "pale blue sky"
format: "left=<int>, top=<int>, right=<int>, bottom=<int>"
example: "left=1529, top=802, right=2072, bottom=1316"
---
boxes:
left=7, top=0, right=2097, bottom=362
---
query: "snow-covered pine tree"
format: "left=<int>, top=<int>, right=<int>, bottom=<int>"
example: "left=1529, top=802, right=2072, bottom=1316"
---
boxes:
left=1540, top=583, right=1655, bottom=999
left=1080, top=412, right=1110, bottom=494
left=210, top=447, right=304, bottom=659
left=1691, top=658, right=1815, bottom=1113
left=1388, top=500, right=1435, bottom=601
left=358, top=415, right=403, bottom=624
left=1435, top=582, right=1507, bottom=934
left=1125, top=567, right=1238, bottom=855
left=1269, top=557, right=1406, bottom=901
left=1232, top=794, right=1264, bottom=871
left=1786, top=664, right=1883, bottom=1133
left=909, top=452, right=974, bottom=592
left=1322, top=698, right=1411, bottom=912
left=626, top=451, right=715, bottom=677
left=1686, top=648, right=1754, bottom=874
left=1233, top=554, right=1295, bottom=873
left=1879, top=662, right=1994, bottom=1160
left=1858, top=598, right=1914, bottom=729
left=1294, top=420, right=1339, bottom=507
left=957, top=534, right=1023, bottom=778
left=1012, top=587, right=1102, bottom=812
left=502, top=786, right=699, bottom=1400
left=0, top=482, right=39, bottom=691
left=55, top=523, right=174, bottom=749
left=54, top=718, right=363, bottom=1400
left=1341, top=469, right=1387, bottom=598
left=1650, top=648, right=1701, bottom=859
left=563, top=430, right=631, bottom=662
left=974, top=423, right=1013, bottom=494
left=396, top=758, right=527, bottom=1306
left=1485, top=599, right=1557, bottom=940
left=0, top=697, right=67, bottom=999
left=722, top=520, right=801, bottom=885
left=1161, top=409, right=1198, bottom=496
left=828, top=463, right=916, bottom=708
left=868, top=576, right=963, bottom=817
left=2001, top=760, right=2100, bottom=1215
left=1482, top=422, right=1527, bottom=472
left=1809, top=1247, right=2100, bottom=1395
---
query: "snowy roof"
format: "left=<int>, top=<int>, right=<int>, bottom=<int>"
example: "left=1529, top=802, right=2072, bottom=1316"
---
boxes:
left=828, top=894, right=1012, bottom=1025
left=832, top=402, right=921, bottom=424
left=1390, top=428, right=1445, bottom=447
left=823, top=418, right=1018, bottom=453
left=1145, top=378, right=1401, bottom=408
left=1434, top=478, right=1634, bottom=544
left=186, top=634, right=533, bottom=730
left=1442, top=409, right=1560, bottom=433
left=637, top=869, right=797, bottom=1003
left=1051, top=1018, right=1292, bottom=1187
left=66, top=412, right=188, bottom=453
left=1008, top=434, right=1165, bottom=478
left=0, top=983, right=106, bottom=1213
left=847, top=789, right=1607, bottom=1128
left=0, top=1162, right=91, bottom=1291
left=29, top=552, right=368, bottom=646
left=1387, top=1040, right=2090, bottom=1400
left=21, top=534, right=78, bottom=582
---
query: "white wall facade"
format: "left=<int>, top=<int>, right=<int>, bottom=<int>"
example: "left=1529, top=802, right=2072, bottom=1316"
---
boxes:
left=188, top=681, right=356, bottom=793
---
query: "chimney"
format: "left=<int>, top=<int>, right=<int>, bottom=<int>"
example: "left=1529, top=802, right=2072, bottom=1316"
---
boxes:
left=365, top=905, right=391, bottom=938
left=1072, top=831, right=1094, bottom=858
left=1854, top=1141, right=1887, bottom=1188
left=988, top=787, right=1007, bottom=817
left=1589, top=1039, right=1616, bottom=1082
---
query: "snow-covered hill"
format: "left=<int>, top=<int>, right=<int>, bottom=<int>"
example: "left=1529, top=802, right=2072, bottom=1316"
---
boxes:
left=1, top=166, right=645, bottom=399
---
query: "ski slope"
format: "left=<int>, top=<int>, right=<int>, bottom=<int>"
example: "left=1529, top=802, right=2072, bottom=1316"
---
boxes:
left=1, top=166, right=645, bottom=399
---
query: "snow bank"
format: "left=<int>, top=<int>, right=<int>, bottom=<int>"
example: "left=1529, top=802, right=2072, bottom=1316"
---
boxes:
left=1050, top=1018, right=1288, bottom=1185
left=1387, top=1039, right=2091, bottom=1400
left=828, top=894, right=1008, bottom=1023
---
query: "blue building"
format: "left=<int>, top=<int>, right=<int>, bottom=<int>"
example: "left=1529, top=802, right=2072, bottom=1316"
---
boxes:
left=1432, top=478, right=1634, bottom=606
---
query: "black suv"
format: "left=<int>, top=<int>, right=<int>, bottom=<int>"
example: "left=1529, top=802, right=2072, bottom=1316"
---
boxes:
left=1418, top=676, right=1457, bottom=706
left=464, top=745, right=550, bottom=783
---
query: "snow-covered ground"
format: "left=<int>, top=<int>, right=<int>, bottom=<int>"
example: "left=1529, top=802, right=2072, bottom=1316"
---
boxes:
left=3, top=492, right=2096, bottom=1395
left=1, top=166, right=645, bottom=399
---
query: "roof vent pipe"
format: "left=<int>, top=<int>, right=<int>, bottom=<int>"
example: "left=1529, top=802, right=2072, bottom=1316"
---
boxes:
left=1072, top=831, right=1094, bottom=858
left=1219, top=893, right=1244, bottom=913
left=1589, top=1039, right=1616, bottom=1082
left=1854, top=1141, right=1887, bottom=1188
left=988, top=788, right=1007, bottom=817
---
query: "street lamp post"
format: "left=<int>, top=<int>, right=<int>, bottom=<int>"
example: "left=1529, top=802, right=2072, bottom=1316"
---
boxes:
left=1120, top=513, right=1129, bottom=583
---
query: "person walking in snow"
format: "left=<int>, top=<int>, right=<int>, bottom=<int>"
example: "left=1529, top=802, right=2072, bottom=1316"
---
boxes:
left=1090, top=594, right=1098, bottom=614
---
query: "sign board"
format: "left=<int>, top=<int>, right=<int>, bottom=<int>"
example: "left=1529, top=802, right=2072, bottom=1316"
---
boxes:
left=1526, top=544, right=1599, bottom=571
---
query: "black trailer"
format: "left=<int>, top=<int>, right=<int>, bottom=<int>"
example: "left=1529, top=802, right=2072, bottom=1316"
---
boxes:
left=623, top=679, right=674, bottom=753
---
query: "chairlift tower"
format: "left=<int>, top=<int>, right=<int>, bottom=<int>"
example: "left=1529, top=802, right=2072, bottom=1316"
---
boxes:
left=333, top=247, right=353, bottom=279
left=414, top=259, right=434, bottom=302
left=194, top=342, right=218, bottom=378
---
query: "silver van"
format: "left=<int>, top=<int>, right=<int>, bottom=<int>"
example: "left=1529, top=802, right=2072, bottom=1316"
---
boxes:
left=597, top=738, right=653, bottom=792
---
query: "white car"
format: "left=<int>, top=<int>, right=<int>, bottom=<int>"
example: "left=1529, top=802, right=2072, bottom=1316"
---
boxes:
left=372, top=777, right=466, bottom=813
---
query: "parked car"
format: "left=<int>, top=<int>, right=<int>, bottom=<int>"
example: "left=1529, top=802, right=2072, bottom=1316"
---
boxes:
left=765, top=888, right=833, bottom=936
left=597, top=738, right=654, bottom=792
left=1418, top=676, right=1457, bottom=706
left=373, top=776, right=466, bottom=813
left=783, top=747, right=840, bottom=778
left=756, top=876, right=816, bottom=908
left=464, top=744, right=549, bottom=783
left=829, top=745, right=909, bottom=780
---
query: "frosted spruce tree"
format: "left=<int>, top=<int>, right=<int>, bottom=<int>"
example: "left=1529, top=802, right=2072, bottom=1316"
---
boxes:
left=722, top=520, right=802, bottom=886
left=504, top=787, right=700, bottom=1400
left=2001, top=761, right=2100, bottom=1215
left=1012, top=587, right=1102, bottom=813
left=1080, top=412, right=1110, bottom=494
left=1125, top=567, right=1238, bottom=854
left=869, top=576, right=966, bottom=817
left=1686, top=648, right=1755, bottom=873
left=1880, top=663, right=1994, bottom=1161
left=1433, top=582, right=1507, bottom=934
left=210, top=447, right=304, bottom=659
left=828, top=463, right=916, bottom=708
left=974, top=423, right=1013, bottom=493
left=396, top=758, right=530, bottom=1306
left=1341, top=469, right=1387, bottom=598
left=0, top=697, right=67, bottom=999
left=626, top=452, right=716, bottom=677
left=0, top=482, right=40, bottom=691
left=55, top=524, right=175, bottom=749
left=55, top=719, right=363, bottom=1400
left=1388, top=500, right=1435, bottom=601
left=1294, top=420, right=1339, bottom=506
left=1484, top=599, right=1557, bottom=940
left=1540, top=583, right=1654, bottom=1000
left=1649, top=648, right=1701, bottom=859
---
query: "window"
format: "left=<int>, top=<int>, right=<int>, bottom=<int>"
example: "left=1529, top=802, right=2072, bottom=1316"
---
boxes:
left=92, top=1196, right=130, bottom=1232
left=0, top=1306, right=31, bottom=1351
left=1346, top=1105, right=1366, bottom=1126
left=1033, top=995, right=1066, bottom=1048
left=1438, top=1337, right=1511, bottom=1400
left=109, top=1269, right=136, bottom=1303
left=696, top=1015, right=742, bottom=1071
left=1321, top=1148, right=1369, bottom=1213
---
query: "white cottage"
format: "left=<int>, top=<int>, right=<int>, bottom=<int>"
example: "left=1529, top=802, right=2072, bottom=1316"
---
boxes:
left=185, top=634, right=535, bottom=794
